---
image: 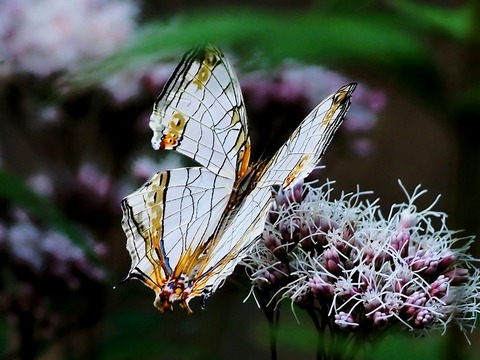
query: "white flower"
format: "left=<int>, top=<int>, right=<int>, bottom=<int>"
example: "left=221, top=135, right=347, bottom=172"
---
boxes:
left=244, top=180, right=480, bottom=338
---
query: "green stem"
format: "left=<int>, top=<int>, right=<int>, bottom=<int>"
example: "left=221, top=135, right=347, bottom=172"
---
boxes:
left=306, top=307, right=323, bottom=360
left=256, top=289, right=279, bottom=360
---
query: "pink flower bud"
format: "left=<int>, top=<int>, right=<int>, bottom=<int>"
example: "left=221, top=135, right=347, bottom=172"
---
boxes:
left=309, top=276, right=334, bottom=297
left=372, top=311, right=389, bottom=327
left=437, top=250, right=457, bottom=272
left=413, top=309, right=434, bottom=328
left=291, top=181, right=304, bottom=203
left=444, top=268, right=469, bottom=285
left=263, top=231, right=281, bottom=252
left=324, top=247, right=342, bottom=274
left=335, top=312, right=358, bottom=330
left=398, top=209, right=418, bottom=229
left=429, top=275, right=449, bottom=298
left=404, top=292, right=427, bottom=316
left=391, top=229, right=410, bottom=258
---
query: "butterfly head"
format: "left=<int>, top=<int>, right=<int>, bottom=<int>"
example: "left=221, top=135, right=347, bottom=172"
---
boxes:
left=154, top=277, right=194, bottom=314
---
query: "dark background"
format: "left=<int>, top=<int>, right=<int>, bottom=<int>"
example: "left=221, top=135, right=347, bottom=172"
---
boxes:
left=1, top=1, right=479, bottom=359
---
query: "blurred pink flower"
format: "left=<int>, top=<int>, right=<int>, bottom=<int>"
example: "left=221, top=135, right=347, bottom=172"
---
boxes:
left=28, top=173, right=54, bottom=197
left=77, top=162, right=112, bottom=200
left=240, top=61, right=386, bottom=157
left=0, top=0, right=138, bottom=76
left=102, top=63, right=176, bottom=104
left=2, top=209, right=105, bottom=284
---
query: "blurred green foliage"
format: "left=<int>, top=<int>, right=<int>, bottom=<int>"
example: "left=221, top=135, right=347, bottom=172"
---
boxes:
left=248, top=304, right=449, bottom=360
left=100, top=310, right=199, bottom=360
left=391, top=0, right=473, bottom=39
left=76, top=6, right=432, bottom=86
left=74, top=0, right=479, bottom=106
left=275, top=324, right=444, bottom=360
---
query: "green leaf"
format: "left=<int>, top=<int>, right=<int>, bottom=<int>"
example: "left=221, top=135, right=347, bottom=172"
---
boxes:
left=0, top=169, right=100, bottom=266
left=389, top=0, right=473, bottom=40
left=72, top=8, right=430, bottom=85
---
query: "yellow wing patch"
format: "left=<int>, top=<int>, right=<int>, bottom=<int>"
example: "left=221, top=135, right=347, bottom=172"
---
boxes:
left=192, top=48, right=220, bottom=90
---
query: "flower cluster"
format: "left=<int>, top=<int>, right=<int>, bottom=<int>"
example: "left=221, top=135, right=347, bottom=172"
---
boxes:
left=0, top=0, right=138, bottom=77
left=0, top=208, right=105, bottom=288
left=0, top=206, right=106, bottom=349
left=244, top=180, right=480, bottom=337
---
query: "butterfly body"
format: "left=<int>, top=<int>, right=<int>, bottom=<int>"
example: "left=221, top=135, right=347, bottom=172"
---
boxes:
left=121, top=45, right=356, bottom=313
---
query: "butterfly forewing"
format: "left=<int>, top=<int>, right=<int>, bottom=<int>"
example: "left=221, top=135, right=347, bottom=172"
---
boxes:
left=149, top=47, right=250, bottom=180
left=195, top=85, right=356, bottom=293
left=256, top=83, right=356, bottom=190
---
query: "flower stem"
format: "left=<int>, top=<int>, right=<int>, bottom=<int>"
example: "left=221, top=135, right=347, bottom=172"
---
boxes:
left=306, top=307, right=326, bottom=360
left=256, top=289, right=279, bottom=360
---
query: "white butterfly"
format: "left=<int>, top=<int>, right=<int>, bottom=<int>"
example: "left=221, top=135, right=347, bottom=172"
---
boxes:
left=121, top=46, right=356, bottom=313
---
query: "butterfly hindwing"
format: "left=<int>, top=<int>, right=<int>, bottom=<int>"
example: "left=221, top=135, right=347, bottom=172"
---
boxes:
left=121, top=167, right=232, bottom=294
left=194, top=185, right=273, bottom=293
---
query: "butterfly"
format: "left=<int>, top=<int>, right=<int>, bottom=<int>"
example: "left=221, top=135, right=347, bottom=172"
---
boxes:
left=121, top=45, right=356, bottom=313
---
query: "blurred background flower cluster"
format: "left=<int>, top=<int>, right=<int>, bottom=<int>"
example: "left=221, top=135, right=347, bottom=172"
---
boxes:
left=0, top=0, right=479, bottom=359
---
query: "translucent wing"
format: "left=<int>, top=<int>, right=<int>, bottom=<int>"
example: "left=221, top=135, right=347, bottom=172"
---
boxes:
left=121, top=167, right=232, bottom=294
left=149, top=46, right=251, bottom=180
left=257, top=82, right=357, bottom=190
left=189, top=83, right=357, bottom=295
left=192, top=186, right=273, bottom=294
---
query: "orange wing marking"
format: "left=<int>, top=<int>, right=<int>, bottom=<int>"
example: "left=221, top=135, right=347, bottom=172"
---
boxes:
left=231, top=109, right=251, bottom=179
left=284, top=154, right=309, bottom=188
left=160, top=113, right=186, bottom=149
left=323, top=89, right=349, bottom=125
